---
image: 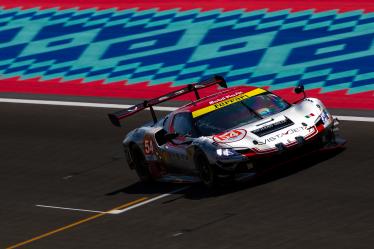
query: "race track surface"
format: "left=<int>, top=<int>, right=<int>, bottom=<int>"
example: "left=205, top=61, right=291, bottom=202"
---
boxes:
left=1, top=101, right=374, bottom=249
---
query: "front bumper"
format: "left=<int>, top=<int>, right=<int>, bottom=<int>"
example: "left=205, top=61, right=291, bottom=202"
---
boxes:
left=215, top=118, right=345, bottom=176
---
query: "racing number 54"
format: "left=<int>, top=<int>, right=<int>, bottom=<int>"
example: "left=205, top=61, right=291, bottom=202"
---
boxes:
left=144, top=139, right=154, bottom=155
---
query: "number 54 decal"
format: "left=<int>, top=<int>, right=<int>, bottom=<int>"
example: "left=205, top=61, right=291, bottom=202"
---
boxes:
left=144, top=137, right=154, bottom=155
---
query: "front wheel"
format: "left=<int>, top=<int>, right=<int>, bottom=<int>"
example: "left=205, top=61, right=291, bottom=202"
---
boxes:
left=194, top=150, right=219, bottom=188
left=130, top=145, right=153, bottom=183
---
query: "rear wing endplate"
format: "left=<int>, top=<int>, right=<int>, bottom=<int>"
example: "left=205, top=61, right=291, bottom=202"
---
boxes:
left=108, top=75, right=227, bottom=127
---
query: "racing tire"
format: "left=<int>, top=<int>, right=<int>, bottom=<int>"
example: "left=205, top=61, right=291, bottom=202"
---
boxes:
left=130, top=145, right=153, bottom=183
left=194, top=150, right=219, bottom=189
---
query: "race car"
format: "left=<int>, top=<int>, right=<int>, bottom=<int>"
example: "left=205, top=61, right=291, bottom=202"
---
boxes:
left=108, top=75, right=345, bottom=188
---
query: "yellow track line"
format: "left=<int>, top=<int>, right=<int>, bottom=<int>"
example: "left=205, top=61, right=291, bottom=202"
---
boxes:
left=6, top=197, right=148, bottom=249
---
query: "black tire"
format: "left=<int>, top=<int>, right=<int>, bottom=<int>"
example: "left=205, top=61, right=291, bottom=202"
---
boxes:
left=130, top=145, right=153, bottom=183
left=194, top=150, right=219, bottom=188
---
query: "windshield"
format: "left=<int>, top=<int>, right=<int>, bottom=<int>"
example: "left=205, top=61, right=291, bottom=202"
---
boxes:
left=194, top=93, right=290, bottom=136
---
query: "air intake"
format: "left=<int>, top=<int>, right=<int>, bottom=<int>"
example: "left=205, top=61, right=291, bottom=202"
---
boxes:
left=251, top=117, right=294, bottom=137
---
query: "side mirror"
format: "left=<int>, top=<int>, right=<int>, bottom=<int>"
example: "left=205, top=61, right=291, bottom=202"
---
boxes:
left=294, top=83, right=306, bottom=101
left=294, top=84, right=304, bottom=94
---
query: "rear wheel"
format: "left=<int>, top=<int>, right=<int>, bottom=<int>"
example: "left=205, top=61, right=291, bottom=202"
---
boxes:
left=130, top=145, right=153, bottom=183
left=194, top=150, right=219, bottom=188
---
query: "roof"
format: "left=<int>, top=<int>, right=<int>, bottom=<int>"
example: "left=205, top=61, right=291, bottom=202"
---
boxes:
left=176, top=86, right=260, bottom=113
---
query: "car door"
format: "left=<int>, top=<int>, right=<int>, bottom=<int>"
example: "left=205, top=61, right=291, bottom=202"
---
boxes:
left=163, top=112, right=196, bottom=173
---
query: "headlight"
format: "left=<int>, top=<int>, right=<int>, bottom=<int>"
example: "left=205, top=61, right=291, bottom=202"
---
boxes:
left=216, top=148, right=237, bottom=157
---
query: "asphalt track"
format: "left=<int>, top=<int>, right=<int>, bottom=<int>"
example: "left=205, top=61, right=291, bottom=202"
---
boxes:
left=1, top=97, right=374, bottom=249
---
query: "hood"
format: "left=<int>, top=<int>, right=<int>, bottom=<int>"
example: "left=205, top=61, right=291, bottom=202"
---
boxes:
left=210, top=99, right=324, bottom=154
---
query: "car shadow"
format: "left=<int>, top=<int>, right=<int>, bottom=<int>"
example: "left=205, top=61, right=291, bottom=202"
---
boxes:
left=106, top=147, right=345, bottom=200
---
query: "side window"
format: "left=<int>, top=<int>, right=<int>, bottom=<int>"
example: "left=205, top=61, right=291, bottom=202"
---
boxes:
left=172, top=113, right=193, bottom=136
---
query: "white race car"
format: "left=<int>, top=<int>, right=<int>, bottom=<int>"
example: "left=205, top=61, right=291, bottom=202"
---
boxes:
left=109, top=76, right=346, bottom=188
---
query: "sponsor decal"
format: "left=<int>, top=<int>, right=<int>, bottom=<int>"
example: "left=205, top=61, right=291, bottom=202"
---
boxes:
left=252, top=126, right=318, bottom=153
left=213, top=129, right=247, bottom=143
left=175, top=90, right=186, bottom=95
left=305, top=113, right=315, bottom=118
left=144, top=135, right=162, bottom=160
left=161, top=151, right=170, bottom=161
left=256, top=126, right=313, bottom=145
left=192, top=88, right=266, bottom=118
left=208, top=91, right=244, bottom=105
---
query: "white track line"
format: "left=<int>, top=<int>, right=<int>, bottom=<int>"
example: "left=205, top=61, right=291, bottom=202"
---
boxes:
left=0, top=98, right=177, bottom=111
left=335, top=115, right=374, bottom=122
left=35, top=186, right=189, bottom=215
left=0, top=97, right=373, bottom=122
left=35, top=204, right=109, bottom=214
left=108, top=186, right=190, bottom=214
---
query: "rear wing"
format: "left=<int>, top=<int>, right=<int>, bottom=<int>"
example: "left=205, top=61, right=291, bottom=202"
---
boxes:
left=108, top=75, right=227, bottom=127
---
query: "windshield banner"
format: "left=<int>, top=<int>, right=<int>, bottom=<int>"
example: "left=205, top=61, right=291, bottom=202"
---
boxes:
left=192, top=88, right=266, bottom=118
